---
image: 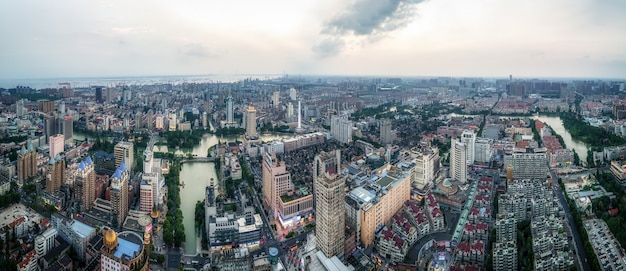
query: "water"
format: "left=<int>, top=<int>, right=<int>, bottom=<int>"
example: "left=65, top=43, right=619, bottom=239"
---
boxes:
left=174, top=132, right=284, bottom=254
left=532, top=115, right=590, bottom=163
left=0, top=74, right=281, bottom=89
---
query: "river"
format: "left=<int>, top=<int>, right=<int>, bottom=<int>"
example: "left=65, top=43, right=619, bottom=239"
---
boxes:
left=532, top=115, right=590, bottom=164
left=159, top=133, right=284, bottom=254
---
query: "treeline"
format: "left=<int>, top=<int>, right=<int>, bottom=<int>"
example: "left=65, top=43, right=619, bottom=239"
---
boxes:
left=161, top=130, right=204, bottom=149
left=561, top=113, right=626, bottom=147
left=162, top=159, right=186, bottom=247
left=591, top=172, right=626, bottom=249
left=214, top=127, right=245, bottom=136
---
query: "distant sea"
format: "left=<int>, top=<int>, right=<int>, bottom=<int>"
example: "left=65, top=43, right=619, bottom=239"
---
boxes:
left=0, top=74, right=281, bottom=89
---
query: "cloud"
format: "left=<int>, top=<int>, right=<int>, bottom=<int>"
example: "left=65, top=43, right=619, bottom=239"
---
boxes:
left=312, top=38, right=345, bottom=58
left=314, top=0, right=426, bottom=57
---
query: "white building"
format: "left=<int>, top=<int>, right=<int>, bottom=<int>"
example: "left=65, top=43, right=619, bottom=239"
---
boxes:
left=35, top=228, right=57, bottom=259
left=450, top=139, right=468, bottom=183
left=461, top=129, right=476, bottom=165
left=410, top=146, right=440, bottom=190
left=474, top=137, right=493, bottom=164
left=330, top=115, right=352, bottom=144
left=49, top=134, right=64, bottom=158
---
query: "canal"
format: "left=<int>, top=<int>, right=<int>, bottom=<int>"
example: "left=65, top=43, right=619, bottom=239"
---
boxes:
left=162, top=133, right=284, bottom=254
left=532, top=115, right=590, bottom=164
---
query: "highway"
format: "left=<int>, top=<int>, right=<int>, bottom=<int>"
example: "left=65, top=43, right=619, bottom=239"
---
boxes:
left=550, top=168, right=591, bottom=271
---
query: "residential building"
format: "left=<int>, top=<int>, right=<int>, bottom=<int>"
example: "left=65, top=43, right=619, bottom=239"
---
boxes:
left=493, top=241, right=517, bottom=271
left=474, top=137, right=493, bottom=164
left=330, top=115, right=353, bottom=144
left=35, top=228, right=58, bottom=260
left=511, top=148, right=548, bottom=179
left=461, top=129, right=476, bottom=164
left=114, top=141, right=134, bottom=169
left=409, top=146, right=440, bottom=190
left=111, top=163, right=130, bottom=228
left=450, top=139, right=467, bottom=183
left=46, top=154, right=65, bottom=193
left=17, top=144, right=37, bottom=182
left=76, top=156, right=96, bottom=211
left=49, top=134, right=64, bottom=158
left=246, top=103, right=258, bottom=139
left=379, top=119, right=394, bottom=145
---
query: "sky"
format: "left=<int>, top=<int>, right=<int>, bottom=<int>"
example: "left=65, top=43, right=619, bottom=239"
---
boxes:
left=1, top=0, right=625, bottom=79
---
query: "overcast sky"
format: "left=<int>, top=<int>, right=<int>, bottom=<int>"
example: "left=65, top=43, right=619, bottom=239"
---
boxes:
left=1, top=0, right=625, bottom=79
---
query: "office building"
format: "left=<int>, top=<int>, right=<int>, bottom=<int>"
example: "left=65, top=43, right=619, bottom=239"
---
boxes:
left=111, top=163, right=130, bottom=228
left=39, top=100, right=56, bottom=113
left=62, top=115, right=73, bottom=144
left=461, top=129, right=476, bottom=164
left=17, top=143, right=37, bottom=182
left=314, top=150, right=345, bottom=258
left=246, top=103, right=258, bottom=139
left=139, top=179, right=154, bottom=213
left=263, top=152, right=291, bottom=218
left=100, top=229, right=148, bottom=271
left=49, top=134, right=65, bottom=158
left=287, top=102, right=294, bottom=119
left=450, top=139, right=468, bottom=183
left=511, top=148, right=548, bottom=179
left=289, top=87, right=297, bottom=101
left=330, top=115, right=353, bottom=144
left=114, top=141, right=134, bottom=170
left=76, top=156, right=96, bottom=211
left=16, top=99, right=24, bottom=118
left=379, top=119, right=394, bottom=145
left=95, top=87, right=104, bottom=103
left=46, top=154, right=65, bottom=193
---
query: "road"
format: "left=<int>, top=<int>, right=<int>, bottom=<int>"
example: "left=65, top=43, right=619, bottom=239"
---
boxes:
left=550, top=168, right=591, bottom=271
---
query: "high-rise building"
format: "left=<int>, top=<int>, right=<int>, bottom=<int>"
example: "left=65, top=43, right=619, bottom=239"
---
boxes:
left=46, top=154, right=65, bottom=193
left=287, top=102, right=294, bottom=119
left=110, top=163, right=129, bottom=228
left=114, top=141, right=134, bottom=170
left=95, top=87, right=104, bottom=103
left=76, top=156, right=96, bottom=211
left=313, top=150, right=345, bottom=258
left=16, top=99, right=24, bottom=118
left=263, top=152, right=292, bottom=218
left=289, top=87, right=297, bottom=101
left=330, top=115, right=353, bottom=144
left=474, top=137, right=494, bottom=164
left=49, top=134, right=64, bottom=158
left=495, top=214, right=517, bottom=243
left=100, top=229, right=148, bottom=271
left=62, top=115, right=73, bottom=144
left=246, top=103, right=258, bottom=139
left=17, top=143, right=37, bottom=182
left=450, top=139, right=467, bottom=183
left=410, top=146, right=440, bottom=189
left=226, top=95, right=234, bottom=124
left=511, top=148, right=548, bottom=179
left=379, top=119, right=394, bottom=145
left=493, top=241, right=517, bottom=271
left=461, top=129, right=476, bottom=165
left=135, top=112, right=142, bottom=130
left=105, top=87, right=113, bottom=103
left=139, top=180, right=154, bottom=213
left=272, top=91, right=280, bottom=108
left=38, top=100, right=56, bottom=113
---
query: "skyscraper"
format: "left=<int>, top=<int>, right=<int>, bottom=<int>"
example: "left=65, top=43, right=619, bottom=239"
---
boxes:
left=114, top=141, right=134, bottom=170
left=330, top=115, right=353, bottom=144
left=289, top=87, right=297, bottom=101
left=461, top=129, right=476, bottom=165
left=287, top=102, right=294, bottom=119
left=272, top=91, right=280, bottom=108
left=62, top=115, right=73, bottom=144
left=16, top=99, right=24, bottom=118
left=111, top=163, right=129, bottom=228
left=262, top=152, right=292, bottom=218
left=17, top=144, right=37, bottom=182
left=46, top=154, right=65, bottom=193
left=226, top=94, right=234, bottom=124
left=246, top=103, right=258, bottom=139
left=49, top=134, right=64, bottom=158
left=95, top=87, right=103, bottom=103
left=511, top=148, right=548, bottom=179
left=76, top=156, right=96, bottom=211
left=313, top=150, right=345, bottom=258
left=450, top=139, right=467, bottom=183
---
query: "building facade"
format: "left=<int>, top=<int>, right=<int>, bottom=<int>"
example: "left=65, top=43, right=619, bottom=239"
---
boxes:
left=114, top=141, right=134, bottom=170
left=450, top=139, right=468, bottom=183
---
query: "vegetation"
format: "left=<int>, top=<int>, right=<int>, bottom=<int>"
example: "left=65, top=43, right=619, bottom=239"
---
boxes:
left=561, top=113, right=626, bottom=148
left=529, top=120, right=542, bottom=144
left=160, top=129, right=204, bottom=149
left=0, top=183, right=21, bottom=209
left=0, top=135, right=26, bottom=144
left=305, top=223, right=315, bottom=231
left=194, top=200, right=208, bottom=249
left=214, top=127, right=245, bottom=136
left=285, top=231, right=297, bottom=239
left=352, top=135, right=383, bottom=148
left=516, top=220, right=534, bottom=271
left=591, top=172, right=626, bottom=249
left=91, top=137, right=115, bottom=154
left=162, top=158, right=186, bottom=247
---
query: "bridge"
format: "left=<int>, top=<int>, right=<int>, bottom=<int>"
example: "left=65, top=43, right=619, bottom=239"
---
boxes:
left=181, top=157, right=219, bottom=163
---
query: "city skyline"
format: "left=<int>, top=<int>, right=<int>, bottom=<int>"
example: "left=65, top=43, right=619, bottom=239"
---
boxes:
left=1, top=0, right=625, bottom=79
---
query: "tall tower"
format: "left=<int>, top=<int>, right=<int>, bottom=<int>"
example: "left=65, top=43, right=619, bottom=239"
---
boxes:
left=461, top=129, right=476, bottom=165
left=49, top=134, right=64, bottom=158
left=313, top=150, right=345, bottom=258
left=111, top=163, right=129, bottom=228
left=76, top=156, right=96, bottom=211
left=246, top=103, right=258, bottom=139
left=62, top=115, right=73, bottom=144
left=226, top=94, right=234, bottom=124
left=380, top=119, right=394, bottom=145
left=272, top=91, right=280, bottom=108
left=46, top=155, right=65, bottom=193
left=95, top=87, right=103, bottom=103
left=16, top=99, right=24, bottom=118
left=295, top=98, right=304, bottom=133
left=450, top=139, right=467, bottom=183
left=287, top=102, right=294, bottom=119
